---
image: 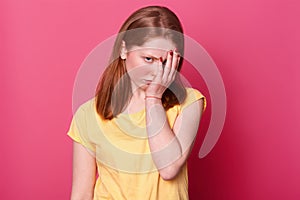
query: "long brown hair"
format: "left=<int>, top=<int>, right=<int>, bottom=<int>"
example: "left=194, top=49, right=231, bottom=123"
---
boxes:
left=95, top=6, right=187, bottom=120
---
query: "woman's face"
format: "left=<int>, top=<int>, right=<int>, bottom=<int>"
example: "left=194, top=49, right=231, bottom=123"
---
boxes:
left=124, top=37, right=176, bottom=90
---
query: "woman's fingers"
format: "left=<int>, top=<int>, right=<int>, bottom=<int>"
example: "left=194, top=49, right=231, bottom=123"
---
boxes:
left=154, top=49, right=180, bottom=87
left=175, top=49, right=181, bottom=70
left=162, top=50, right=173, bottom=82
left=153, top=57, right=163, bottom=83
left=169, top=49, right=179, bottom=81
left=171, top=50, right=181, bottom=81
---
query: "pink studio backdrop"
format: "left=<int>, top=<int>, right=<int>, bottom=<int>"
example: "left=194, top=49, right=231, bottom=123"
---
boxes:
left=1, top=0, right=299, bottom=199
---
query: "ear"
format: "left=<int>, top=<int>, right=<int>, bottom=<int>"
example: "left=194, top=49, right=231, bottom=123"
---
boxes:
left=120, top=40, right=127, bottom=60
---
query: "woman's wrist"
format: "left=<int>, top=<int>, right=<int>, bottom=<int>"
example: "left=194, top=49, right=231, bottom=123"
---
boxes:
left=144, top=95, right=161, bottom=100
left=145, top=96, right=162, bottom=105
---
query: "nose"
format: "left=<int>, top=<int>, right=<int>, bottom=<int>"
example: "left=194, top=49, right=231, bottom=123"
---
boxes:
left=150, top=62, right=160, bottom=77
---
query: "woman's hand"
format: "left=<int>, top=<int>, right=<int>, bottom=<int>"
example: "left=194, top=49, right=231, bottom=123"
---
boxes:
left=145, top=50, right=181, bottom=98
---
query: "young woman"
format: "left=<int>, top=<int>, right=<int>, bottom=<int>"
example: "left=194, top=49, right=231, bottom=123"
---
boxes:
left=68, top=5, right=206, bottom=200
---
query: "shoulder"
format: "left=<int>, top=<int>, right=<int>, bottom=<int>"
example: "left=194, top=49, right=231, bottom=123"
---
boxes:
left=180, top=87, right=206, bottom=112
left=74, top=97, right=96, bottom=117
left=185, top=87, right=205, bottom=99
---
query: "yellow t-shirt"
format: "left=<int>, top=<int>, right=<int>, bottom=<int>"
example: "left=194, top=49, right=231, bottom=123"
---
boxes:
left=67, top=88, right=206, bottom=200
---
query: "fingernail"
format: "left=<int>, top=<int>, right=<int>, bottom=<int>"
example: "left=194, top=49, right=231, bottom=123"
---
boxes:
left=170, top=50, right=173, bottom=56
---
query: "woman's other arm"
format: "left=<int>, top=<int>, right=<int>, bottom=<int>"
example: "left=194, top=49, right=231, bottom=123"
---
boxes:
left=70, top=142, right=97, bottom=200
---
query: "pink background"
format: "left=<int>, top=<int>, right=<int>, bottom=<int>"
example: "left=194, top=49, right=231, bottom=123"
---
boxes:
left=1, top=0, right=299, bottom=199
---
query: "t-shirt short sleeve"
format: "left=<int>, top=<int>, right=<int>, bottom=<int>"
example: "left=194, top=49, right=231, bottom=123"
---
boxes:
left=179, top=88, right=207, bottom=113
left=67, top=104, right=96, bottom=152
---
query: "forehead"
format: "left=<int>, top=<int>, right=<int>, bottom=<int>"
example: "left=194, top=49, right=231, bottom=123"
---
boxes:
left=129, top=37, right=176, bottom=52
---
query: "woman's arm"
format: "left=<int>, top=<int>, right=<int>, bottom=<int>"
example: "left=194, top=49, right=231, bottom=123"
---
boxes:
left=146, top=97, right=204, bottom=180
left=145, top=50, right=204, bottom=180
left=70, top=141, right=97, bottom=200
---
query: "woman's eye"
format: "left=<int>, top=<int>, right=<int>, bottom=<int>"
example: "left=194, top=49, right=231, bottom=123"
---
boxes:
left=144, top=57, right=153, bottom=63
